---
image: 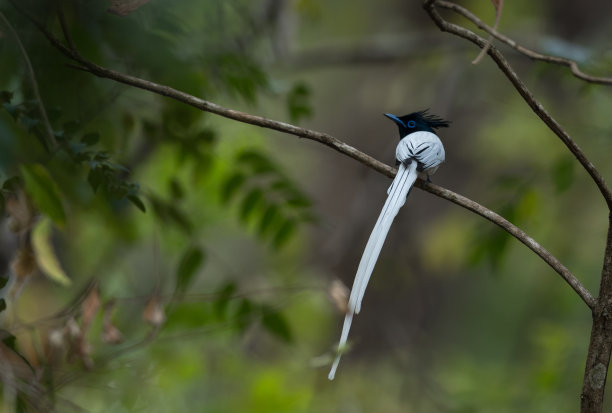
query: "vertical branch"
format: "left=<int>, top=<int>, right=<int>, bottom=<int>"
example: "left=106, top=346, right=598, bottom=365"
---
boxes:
left=582, top=216, right=612, bottom=412
left=423, top=1, right=612, bottom=412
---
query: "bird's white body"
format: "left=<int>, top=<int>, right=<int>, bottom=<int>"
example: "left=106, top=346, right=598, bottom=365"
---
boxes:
left=328, top=130, right=445, bottom=380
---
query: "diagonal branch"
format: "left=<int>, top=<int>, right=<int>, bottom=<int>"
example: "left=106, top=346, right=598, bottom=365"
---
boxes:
left=424, top=0, right=612, bottom=210
left=437, top=0, right=612, bottom=86
left=9, top=2, right=596, bottom=309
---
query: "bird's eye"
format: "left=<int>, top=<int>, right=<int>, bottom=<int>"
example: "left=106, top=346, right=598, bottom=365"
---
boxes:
left=407, top=120, right=416, bottom=128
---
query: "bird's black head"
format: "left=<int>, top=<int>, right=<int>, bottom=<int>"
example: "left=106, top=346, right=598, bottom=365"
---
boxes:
left=384, top=110, right=450, bottom=138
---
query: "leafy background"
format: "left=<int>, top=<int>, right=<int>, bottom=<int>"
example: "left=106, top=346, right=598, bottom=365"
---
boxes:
left=1, top=0, right=612, bottom=411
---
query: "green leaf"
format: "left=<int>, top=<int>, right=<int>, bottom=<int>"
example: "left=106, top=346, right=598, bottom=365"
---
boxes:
left=176, top=247, right=205, bottom=294
left=2, top=176, right=21, bottom=191
left=31, top=218, right=71, bottom=286
left=3, top=102, right=21, bottom=119
left=258, top=204, right=280, bottom=235
left=20, top=164, right=66, bottom=227
left=221, top=172, right=246, bottom=203
left=552, top=156, right=575, bottom=193
left=0, top=276, right=8, bottom=290
left=214, top=282, right=237, bottom=319
left=287, top=82, right=312, bottom=123
left=62, top=120, right=80, bottom=134
left=87, top=166, right=105, bottom=192
left=261, top=305, right=293, bottom=343
left=81, top=132, right=100, bottom=146
left=128, top=195, right=147, bottom=212
left=0, top=90, right=13, bottom=104
left=0, top=299, right=6, bottom=313
left=238, top=150, right=276, bottom=174
left=273, top=219, right=296, bottom=248
left=239, top=188, right=264, bottom=221
left=0, top=329, right=35, bottom=373
left=234, top=298, right=253, bottom=332
left=169, top=178, right=184, bottom=200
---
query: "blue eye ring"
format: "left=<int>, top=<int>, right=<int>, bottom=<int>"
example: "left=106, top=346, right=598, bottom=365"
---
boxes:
left=407, top=120, right=416, bottom=128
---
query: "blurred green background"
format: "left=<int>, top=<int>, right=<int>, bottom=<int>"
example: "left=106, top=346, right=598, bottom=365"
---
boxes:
left=1, top=0, right=612, bottom=411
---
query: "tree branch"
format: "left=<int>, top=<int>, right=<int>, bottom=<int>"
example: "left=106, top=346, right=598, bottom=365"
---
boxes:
left=9, top=1, right=596, bottom=310
left=423, top=1, right=612, bottom=411
left=436, top=0, right=612, bottom=86
left=0, top=10, right=57, bottom=151
left=423, top=0, right=612, bottom=210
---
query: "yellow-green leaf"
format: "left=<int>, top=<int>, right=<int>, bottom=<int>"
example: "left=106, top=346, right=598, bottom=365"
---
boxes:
left=31, top=218, right=71, bottom=286
left=20, top=164, right=66, bottom=227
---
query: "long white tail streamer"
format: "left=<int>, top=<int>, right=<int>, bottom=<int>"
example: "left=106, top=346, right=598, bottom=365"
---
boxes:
left=328, top=161, right=418, bottom=380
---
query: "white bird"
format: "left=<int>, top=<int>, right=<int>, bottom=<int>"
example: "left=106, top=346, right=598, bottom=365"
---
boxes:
left=328, top=110, right=450, bottom=380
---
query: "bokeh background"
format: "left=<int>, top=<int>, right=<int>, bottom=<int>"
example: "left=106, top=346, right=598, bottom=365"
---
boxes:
left=1, top=0, right=612, bottom=411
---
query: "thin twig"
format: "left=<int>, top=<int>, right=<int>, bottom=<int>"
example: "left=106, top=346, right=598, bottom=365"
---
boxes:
left=471, top=0, right=504, bottom=65
left=424, top=1, right=612, bottom=210
left=0, top=10, right=57, bottom=151
left=437, top=0, right=612, bottom=86
left=8, top=1, right=597, bottom=309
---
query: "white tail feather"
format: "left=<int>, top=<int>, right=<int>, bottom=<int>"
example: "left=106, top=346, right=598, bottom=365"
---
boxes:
left=328, top=162, right=418, bottom=380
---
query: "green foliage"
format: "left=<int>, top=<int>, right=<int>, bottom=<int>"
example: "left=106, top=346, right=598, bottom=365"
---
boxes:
left=552, top=155, right=575, bottom=193
left=1, top=92, right=145, bottom=214
left=175, top=246, right=206, bottom=294
left=221, top=148, right=315, bottom=248
left=469, top=175, right=541, bottom=270
left=20, top=163, right=66, bottom=226
left=261, top=304, right=293, bottom=343
left=287, top=82, right=313, bottom=123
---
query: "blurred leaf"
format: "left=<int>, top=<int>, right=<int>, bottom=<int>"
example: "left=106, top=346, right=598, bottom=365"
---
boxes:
left=214, top=281, right=237, bottom=319
left=128, top=195, right=146, bottom=212
left=31, top=218, right=71, bottom=286
left=287, top=82, right=312, bottom=123
left=0, top=277, right=8, bottom=290
left=516, top=189, right=539, bottom=219
left=81, top=132, right=100, bottom=146
left=0, top=329, right=34, bottom=373
left=214, top=53, right=268, bottom=103
left=258, top=204, right=280, bottom=235
left=238, top=150, right=276, bottom=173
left=261, top=305, right=293, bottom=343
left=20, top=164, right=66, bottom=226
left=552, top=156, right=575, bottom=193
left=0, top=90, right=13, bottom=104
left=240, top=188, right=264, bottom=221
left=176, top=246, right=205, bottom=294
left=0, top=299, right=6, bottom=313
left=221, top=172, right=246, bottom=203
left=169, top=178, right=184, bottom=200
left=63, top=120, right=80, bottom=134
left=234, top=298, right=254, bottom=332
left=273, top=219, right=296, bottom=248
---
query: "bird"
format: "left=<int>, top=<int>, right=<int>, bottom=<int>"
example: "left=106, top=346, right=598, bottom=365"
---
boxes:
left=328, top=110, right=450, bottom=380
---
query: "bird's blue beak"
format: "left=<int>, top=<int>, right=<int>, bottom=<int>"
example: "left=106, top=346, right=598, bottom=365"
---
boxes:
left=384, top=113, right=404, bottom=127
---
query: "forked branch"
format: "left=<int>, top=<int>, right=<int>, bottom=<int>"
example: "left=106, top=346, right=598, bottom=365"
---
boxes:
left=424, top=0, right=612, bottom=210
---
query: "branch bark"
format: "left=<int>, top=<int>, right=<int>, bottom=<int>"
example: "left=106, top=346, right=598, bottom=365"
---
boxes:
left=424, top=0, right=612, bottom=210
left=582, top=216, right=612, bottom=411
left=436, top=0, right=612, bottom=86
left=423, top=1, right=612, bottom=412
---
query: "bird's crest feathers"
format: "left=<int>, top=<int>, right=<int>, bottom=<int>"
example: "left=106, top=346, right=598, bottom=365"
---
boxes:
left=401, top=109, right=451, bottom=129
